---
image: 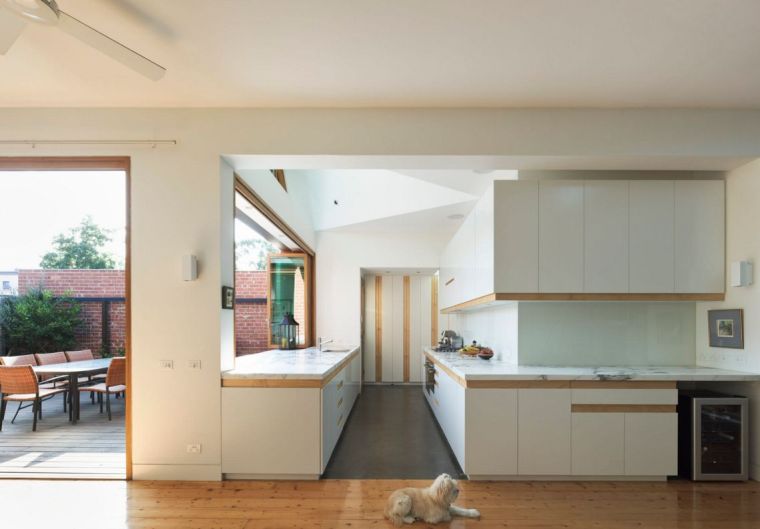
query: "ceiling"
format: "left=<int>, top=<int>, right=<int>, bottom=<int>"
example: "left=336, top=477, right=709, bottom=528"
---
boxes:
left=2, top=0, right=760, bottom=107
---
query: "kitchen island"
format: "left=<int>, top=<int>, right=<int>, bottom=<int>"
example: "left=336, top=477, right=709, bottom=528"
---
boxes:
left=221, top=346, right=361, bottom=480
left=422, top=348, right=760, bottom=481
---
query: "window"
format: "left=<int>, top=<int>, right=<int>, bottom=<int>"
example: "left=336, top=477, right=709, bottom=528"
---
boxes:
left=234, top=177, right=314, bottom=354
left=2, top=281, right=9, bottom=290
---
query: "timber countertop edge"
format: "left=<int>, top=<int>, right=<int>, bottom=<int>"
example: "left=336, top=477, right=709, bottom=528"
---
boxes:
left=423, top=348, right=760, bottom=382
left=222, top=346, right=359, bottom=386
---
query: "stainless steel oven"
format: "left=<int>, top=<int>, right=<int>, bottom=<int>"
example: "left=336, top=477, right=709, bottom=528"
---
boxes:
left=424, top=360, right=436, bottom=395
left=679, top=391, right=749, bottom=481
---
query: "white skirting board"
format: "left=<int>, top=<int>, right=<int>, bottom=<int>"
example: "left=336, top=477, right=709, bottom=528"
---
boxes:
left=223, top=473, right=320, bottom=480
left=132, top=464, right=222, bottom=481
left=467, top=475, right=667, bottom=482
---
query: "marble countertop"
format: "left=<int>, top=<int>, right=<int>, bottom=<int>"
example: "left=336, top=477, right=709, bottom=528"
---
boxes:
left=223, top=346, right=359, bottom=380
left=424, top=348, right=760, bottom=381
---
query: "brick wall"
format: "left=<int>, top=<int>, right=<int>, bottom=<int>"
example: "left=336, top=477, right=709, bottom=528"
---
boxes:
left=14, top=269, right=273, bottom=357
left=234, top=271, right=268, bottom=355
left=18, top=269, right=127, bottom=355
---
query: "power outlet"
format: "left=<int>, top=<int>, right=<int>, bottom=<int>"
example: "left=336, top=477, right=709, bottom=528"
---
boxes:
left=187, top=360, right=202, bottom=370
left=186, top=444, right=202, bottom=454
left=159, top=360, right=174, bottom=369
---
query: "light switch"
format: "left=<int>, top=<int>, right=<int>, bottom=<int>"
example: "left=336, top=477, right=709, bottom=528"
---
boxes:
left=186, top=444, right=202, bottom=454
left=188, top=360, right=201, bottom=370
left=159, top=360, right=174, bottom=369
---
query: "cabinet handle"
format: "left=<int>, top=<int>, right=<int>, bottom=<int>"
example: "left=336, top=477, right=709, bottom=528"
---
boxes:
left=337, top=397, right=343, bottom=409
left=337, top=380, right=344, bottom=390
left=337, top=413, right=344, bottom=426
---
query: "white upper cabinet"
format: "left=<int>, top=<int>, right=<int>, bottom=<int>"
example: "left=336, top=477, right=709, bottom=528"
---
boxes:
left=584, top=181, right=629, bottom=293
left=473, top=184, right=495, bottom=299
left=439, top=178, right=724, bottom=310
left=494, top=181, right=539, bottom=293
left=539, top=181, right=584, bottom=292
left=629, top=181, right=675, bottom=293
left=674, top=180, right=725, bottom=293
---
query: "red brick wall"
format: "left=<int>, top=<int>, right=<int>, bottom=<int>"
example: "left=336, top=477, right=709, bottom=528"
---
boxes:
left=15, top=269, right=272, bottom=357
left=18, top=269, right=126, bottom=355
left=234, top=271, right=268, bottom=355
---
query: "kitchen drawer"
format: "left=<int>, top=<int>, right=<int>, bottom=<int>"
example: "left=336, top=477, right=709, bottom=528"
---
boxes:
left=571, top=389, right=677, bottom=405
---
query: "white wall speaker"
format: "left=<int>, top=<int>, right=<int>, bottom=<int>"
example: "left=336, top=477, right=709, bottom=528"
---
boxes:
left=730, top=260, right=753, bottom=287
left=183, top=254, right=198, bottom=281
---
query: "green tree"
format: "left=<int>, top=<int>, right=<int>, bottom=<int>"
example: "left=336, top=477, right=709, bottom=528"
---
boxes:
left=0, top=288, right=81, bottom=355
left=236, top=238, right=278, bottom=271
left=40, top=216, right=116, bottom=269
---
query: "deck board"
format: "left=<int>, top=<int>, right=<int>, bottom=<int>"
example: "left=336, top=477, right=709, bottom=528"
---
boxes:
left=0, top=392, right=125, bottom=479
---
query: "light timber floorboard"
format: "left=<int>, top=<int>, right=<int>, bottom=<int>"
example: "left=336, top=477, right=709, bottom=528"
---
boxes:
left=0, top=478, right=758, bottom=528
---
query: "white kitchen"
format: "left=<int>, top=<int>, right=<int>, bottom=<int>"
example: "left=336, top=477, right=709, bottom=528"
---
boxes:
left=217, top=168, right=760, bottom=483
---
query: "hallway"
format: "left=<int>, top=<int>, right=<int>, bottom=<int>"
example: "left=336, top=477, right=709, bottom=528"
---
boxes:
left=322, top=384, right=463, bottom=479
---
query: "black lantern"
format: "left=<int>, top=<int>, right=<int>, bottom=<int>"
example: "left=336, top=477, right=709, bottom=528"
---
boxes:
left=277, top=312, right=300, bottom=350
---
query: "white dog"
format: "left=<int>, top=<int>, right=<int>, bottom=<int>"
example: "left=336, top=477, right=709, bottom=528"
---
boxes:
left=385, top=473, right=481, bottom=526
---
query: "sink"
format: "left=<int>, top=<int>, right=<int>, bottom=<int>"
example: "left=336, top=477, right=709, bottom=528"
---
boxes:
left=322, top=348, right=350, bottom=352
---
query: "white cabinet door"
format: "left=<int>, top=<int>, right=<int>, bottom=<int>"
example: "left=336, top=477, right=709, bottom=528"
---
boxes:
left=439, top=240, right=455, bottom=310
left=473, top=185, right=495, bottom=298
left=450, top=212, right=476, bottom=306
left=465, top=389, right=518, bottom=476
left=629, top=181, right=675, bottom=293
left=624, top=413, right=677, bottom=476
left=674, top=180, right=725, bottom=293
left=494, top=181, right=539, bottom=292
left=518, top=389, right=572, bottom=475
left=539, top=181, right=584, bottom=292
left=572, top=413, right=625, bottom=476
left=584, top=181, right=629, bottom=293
left=435, top=366, right=466, bottom=469
left=222, top=387, right=321, bottom=476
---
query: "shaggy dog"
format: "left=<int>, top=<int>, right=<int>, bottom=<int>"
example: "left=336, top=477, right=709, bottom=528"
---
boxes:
left=385, top=473, right=480, bottom=526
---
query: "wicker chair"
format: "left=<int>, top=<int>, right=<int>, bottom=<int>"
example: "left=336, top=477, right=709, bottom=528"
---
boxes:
left=0, top=354, right=38, bottom=367
left=64, top=350, right=94, bottom=362
left=0, top=365, right=67, bottom=431
left=79, top=357, right=126, bottom=421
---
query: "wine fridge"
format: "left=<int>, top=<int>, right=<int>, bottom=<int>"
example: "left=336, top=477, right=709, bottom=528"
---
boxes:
left=678, top=390, right=749, bottom=481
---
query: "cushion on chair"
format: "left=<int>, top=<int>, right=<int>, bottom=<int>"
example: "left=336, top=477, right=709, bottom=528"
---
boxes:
left=78, top=383, right=126, bottom=393
left=3, top=387, right=67, bottom=401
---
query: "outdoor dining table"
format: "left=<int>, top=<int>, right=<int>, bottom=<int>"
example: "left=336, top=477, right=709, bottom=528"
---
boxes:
left=33, top=358, right=112, bottom=424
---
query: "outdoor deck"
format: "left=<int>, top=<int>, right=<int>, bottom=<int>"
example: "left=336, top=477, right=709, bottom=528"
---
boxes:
left=0, top=391, right=125, bottom=479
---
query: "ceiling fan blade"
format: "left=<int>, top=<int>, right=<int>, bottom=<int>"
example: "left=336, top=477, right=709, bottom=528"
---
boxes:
left=57, top=10, right=165, bottom=80
left=0, top=8, right=26, bottom=54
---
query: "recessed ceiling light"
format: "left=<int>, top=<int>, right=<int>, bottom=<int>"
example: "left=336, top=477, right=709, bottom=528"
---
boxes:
left=447, top=213, right=465, bottom=220
left=333, top=200, right=339, bottom=205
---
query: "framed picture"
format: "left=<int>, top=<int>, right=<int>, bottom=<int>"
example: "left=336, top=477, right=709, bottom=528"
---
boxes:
left=221, top=286, right=234, bottom=310
left=708, top=309, right=744, bottom=349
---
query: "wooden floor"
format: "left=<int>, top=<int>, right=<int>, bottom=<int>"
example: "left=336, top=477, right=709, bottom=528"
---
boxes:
left=0, top=479, right=758, bottom=528
left=0, top=391, right=125, bottom=478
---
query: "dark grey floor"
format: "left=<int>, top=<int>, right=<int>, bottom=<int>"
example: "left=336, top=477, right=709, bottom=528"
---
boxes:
left=322, top=384, right=465, bottom=479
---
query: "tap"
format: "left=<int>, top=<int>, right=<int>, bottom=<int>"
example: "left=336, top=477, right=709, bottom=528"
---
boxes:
left=318, top=337, right=334, bottom=351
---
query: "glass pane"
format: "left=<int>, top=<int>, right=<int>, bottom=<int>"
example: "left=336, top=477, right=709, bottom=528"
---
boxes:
left=269, top=254, right=306, bottom=348
left=700, top=404, right=742, bottom=475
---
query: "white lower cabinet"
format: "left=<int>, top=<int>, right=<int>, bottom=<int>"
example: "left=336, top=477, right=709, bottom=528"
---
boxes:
left=465, top=389, right=518, bottom=476
left=517, top=389, right=572, bottom=475
left=624, top=413, right=678, bottom=476
left=222, top=351, right=360, bottom=479
left=222, top=387, right=322, bottom=477
left=572, top=413, right=625, bottom=476
left=435, top=365, right=465, bottom=468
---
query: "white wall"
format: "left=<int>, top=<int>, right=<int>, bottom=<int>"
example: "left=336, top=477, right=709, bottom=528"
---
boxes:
left=696, top=158, right=760, bottom=479
left=3, top=108, right=760, bottom=480
left=315, top=231, right=442, bottom=350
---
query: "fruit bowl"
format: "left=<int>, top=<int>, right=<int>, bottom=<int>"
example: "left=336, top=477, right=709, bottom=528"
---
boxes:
left=477, top=347, right=494, bottom=360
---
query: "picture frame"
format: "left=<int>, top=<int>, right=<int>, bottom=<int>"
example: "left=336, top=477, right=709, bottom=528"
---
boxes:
left=707, top=309, right=744, bottom=349
left=221, top=286, right=234, bottom=310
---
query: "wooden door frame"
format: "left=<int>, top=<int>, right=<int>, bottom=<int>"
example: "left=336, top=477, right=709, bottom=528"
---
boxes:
left=0, top=156, right=132, bottom=479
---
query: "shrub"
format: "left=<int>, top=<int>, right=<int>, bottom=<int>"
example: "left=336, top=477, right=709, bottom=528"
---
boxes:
left=0, top=287, right=81, bottom=355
